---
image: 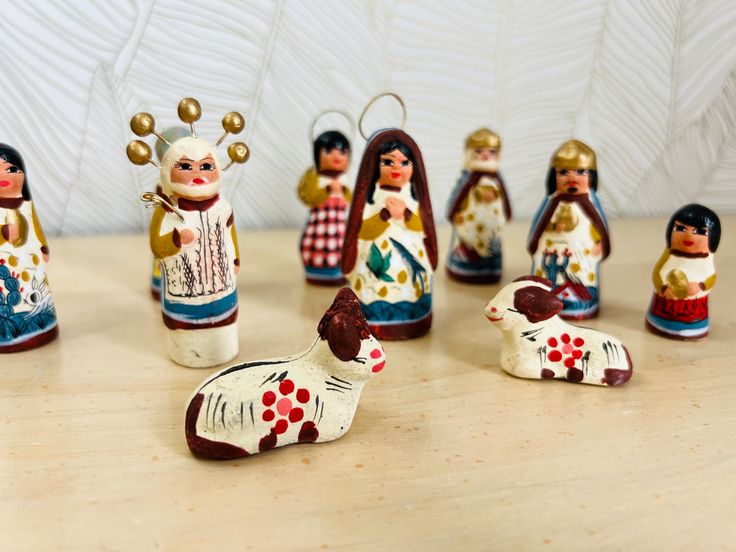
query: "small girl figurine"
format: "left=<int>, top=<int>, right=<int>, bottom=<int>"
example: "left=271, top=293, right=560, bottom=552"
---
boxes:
left=0, top=143, right=59, bottom=352
left=127, top=99, right=249, bottom=367
left=150, top=126, right=191, bottom=300
left=298, top=130, right=351, bottom=285
left=646, top=204, right=721, bottom=340
left=342, top=125, right=437, bottom=340
left=446, top=128, right=511, bottom=283
left=527, top=140, right=610, bottom=319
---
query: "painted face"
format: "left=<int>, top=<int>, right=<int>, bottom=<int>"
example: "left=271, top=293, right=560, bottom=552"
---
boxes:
left=468, top=147, right=500, bottom=172
left=670, top=220, right=710, bottom=255
left=555, top=169, right=590, bottom=195
left=378, top=149, right=413, bottom=187
left=169, top=154, right=220, bottom=199
left=319, top=148, right=349, bottom=172
left=0, top=160, right=25, bottom=199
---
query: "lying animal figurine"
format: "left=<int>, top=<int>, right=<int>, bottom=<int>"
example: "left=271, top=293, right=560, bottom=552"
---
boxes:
left=484, top=277, right=633, bottom=386
left=185, top=288, right=385, bottom=459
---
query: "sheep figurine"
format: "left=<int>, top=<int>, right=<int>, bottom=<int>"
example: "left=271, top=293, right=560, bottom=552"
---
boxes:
left=185, top=288, right=386, bottom=459
left=484, top=277, right=633, bottom=386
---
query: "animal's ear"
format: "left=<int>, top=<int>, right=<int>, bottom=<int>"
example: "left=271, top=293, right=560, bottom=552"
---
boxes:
left=513, top=275, right=553, bottom=289
left=513, top=285, right=563, bottom=323
left=325, top=312, right=362, bottom=362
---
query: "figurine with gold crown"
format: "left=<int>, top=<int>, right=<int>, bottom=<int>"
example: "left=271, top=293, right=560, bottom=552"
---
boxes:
left=527, top=140, right=610, bottom=320
left=446, top=128, right=511, bottom=283
left=126, top=98, right=250, bottom=367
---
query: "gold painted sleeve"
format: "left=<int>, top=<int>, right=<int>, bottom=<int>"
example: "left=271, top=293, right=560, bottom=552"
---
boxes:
left=149, top=207, right=180, bottom=259
left=297, top=169, right=329, bottom=208
left=230, top=223, right=240, bottom=262
left=703, top=273, right=717, bottom=291
left=0, top=209, right=29, bottom=247
left=651, top=249, right=670, bottom=292
left=405, top=209, right=424, bottom=232
left=358, top=213, right=390, bottom=241
left=30, top=205, right=46, bottom=249
left=590, top=223, right=602, bottom=243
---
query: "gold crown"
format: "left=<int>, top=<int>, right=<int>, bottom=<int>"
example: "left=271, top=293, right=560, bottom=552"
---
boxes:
left=125, top=97, right=249, bottom=171
left=550, top=140, right=596, bottom=171
left=465, top=128, right=501, bottom=150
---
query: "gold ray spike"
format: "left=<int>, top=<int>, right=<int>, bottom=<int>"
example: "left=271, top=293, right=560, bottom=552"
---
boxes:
left=215, top=112, right=245, bottom=147
left=126, top=140, right=160, bottom=168
left=177, top=98, right=202, bottom=138
left=223, top=142, right=250, bottom=171
left=130, top=112, right=170, bottom=145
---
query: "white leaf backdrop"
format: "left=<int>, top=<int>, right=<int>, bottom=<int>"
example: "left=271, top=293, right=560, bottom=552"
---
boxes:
left=0, top=0, right=735, bottom=236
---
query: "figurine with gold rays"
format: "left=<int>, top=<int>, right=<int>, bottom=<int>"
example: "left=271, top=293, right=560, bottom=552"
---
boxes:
left=0, top=143, right=59, bottom=352
left=127, top=98, right=250, bottom=367
left=527, top=140, right=610, bottom=320
left=446, top=128, right=511, bottom=283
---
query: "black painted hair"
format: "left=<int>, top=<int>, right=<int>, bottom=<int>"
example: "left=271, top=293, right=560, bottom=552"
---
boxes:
left=0, top=143, right=31, bottom=200
left=313, top=130, right=350, bottom=168
left=666, top=203, right=721, bottom=252
left=545, top=167, right=598, bottom=196
left=367, top=140, right=417, bottom=204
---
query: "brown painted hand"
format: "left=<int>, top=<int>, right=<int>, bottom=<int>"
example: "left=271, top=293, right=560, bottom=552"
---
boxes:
left=328, top=179, right=343, bottom=196
left=385, top=197, right=406, bottom=220
left=5, top=223, right=20, bottom=244
left=179, top=228, right=196, bottom=245
left=687, top=281, right=701, bottom=297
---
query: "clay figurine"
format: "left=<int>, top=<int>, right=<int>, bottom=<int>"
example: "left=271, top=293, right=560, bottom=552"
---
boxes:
left=484, top=277, right=633, bottom=386
left=185, top=287, right=385, bottom=459
left=298, top=123, right=352, bottom=285
left=342, top=98, right=438, bottom=340
left=150, top=126, right=192, bottom=300
left=126, top=98, right=250, bottom=367
left=447, top=128, right=511, bottom=283
left=645, top=204, right=721, bottom=340
left=0, top=143, right=59, bottom=352
left=527, top=139, right=610, bottom=319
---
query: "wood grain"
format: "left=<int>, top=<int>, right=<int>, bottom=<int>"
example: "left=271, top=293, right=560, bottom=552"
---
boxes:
left=1, top=217, right=734, bottom=551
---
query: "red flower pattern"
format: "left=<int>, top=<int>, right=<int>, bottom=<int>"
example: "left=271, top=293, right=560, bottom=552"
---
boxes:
left=546, top=333, right=585, bottom=369
left=261, top=379, right=311, bottom=435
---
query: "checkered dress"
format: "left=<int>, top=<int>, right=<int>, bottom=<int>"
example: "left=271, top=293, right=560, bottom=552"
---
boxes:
left=300, top=195, right=348, bottom=269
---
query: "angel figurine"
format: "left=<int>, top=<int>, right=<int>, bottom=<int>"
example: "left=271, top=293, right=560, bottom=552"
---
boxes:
left=646, top=204, right=720, bottom=340
left=297, top=119, right=352, bottom=285
left=446, top=128, right=511, bottom=283
left=127, top=98, right=250, bottom=367
left=527, top=140, right=610, bottom=320
left=342, top=94, right=438, bottom=340
left=0, top=143, right=59, bottom=352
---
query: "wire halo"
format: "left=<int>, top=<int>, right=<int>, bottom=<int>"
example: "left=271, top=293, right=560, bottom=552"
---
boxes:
left=309, top=109, right=355, bottom=143
left=358, top=92, right=407, bottom=140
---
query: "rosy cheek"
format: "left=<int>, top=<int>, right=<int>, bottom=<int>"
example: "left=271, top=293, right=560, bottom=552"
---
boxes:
left=370, top=347, right=382, bottom=359
left=372, top=361, right=385, bottom=373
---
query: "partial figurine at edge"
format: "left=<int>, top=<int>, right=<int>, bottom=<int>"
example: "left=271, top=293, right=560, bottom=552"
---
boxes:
left=150, top=126, right=192, bottom=300
left=484, top=277, right=633, bottom=387
left=297, top=114, right=352, bottom=286
left=446, top=128, right=511, bottom=283
left=527, top=139, right=610, bottom=320
left=646, top=204, right=721, bottom=340
left=126, top=98, right=250, bottom=367
left=0, top=143, right=59, bottom=352
left=341, top=93, right=438, bottom=341
left=185, top=287, right=385, bottom=459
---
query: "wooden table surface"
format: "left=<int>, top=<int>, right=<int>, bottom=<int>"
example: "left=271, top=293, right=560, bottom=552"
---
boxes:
left=1, top=217, right=734, bottom=551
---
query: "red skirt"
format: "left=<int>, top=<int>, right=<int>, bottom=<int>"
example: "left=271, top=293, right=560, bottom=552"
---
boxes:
left=649, top=293, right=708, bottom=323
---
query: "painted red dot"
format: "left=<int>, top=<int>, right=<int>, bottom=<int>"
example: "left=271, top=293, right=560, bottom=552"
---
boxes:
left=262, top=391, right=276, bottom=406
left=0, top=259, right=5, bottom=264
left=289, top=408, right=304, bottom=423
left=572, top=349, right=583, bottom=359
left=279, top=379, right=295, bottom=395
left=562, top=343, right=574, bottom=354
left=276, top=397, right=292, bottom=416
left=262, top=409, right=275, bottom=422
left=561, top=333, right=570, bottom=344
left=547, top=337, right=558, bottom=348
left=372, top=361, right=385, bottom=373
left=370, top=348, right=383, bottom=359
left=296, top=388, right=310, bottom=403
left=547, top=350, right=562, bottom=362
left=564, top=357, right=576, bottom=368
left=274, top=419, right=289, bottom=434
left=573, top=337, right=585, bottom=347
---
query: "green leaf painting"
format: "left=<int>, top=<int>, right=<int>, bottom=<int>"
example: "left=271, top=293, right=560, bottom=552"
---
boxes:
left=367, top=243, right=394, bottom=282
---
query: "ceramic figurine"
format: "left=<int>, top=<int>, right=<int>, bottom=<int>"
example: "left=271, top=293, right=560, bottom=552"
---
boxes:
left=0, top=144, right=59, bottom=352
left=298, top=114, right=353, bottom=286
left=446, top=128, right=511, bottom=283
left=127, top=98, right=250, bottom=367
left=150, top=126, right=192, bottom=300
left=484, top=276, right=633, bottom=386
left=645, top=204, right=721, bottom=340
left=185, top=287, right=385, bottom=459
left=342, top=95, right=438, bottom=340
left=527, top=140, right=610, bottom=320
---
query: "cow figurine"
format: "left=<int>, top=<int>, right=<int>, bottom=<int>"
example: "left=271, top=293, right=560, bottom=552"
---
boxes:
left=185, top=288, right=386, bottom=459
left=484, top=277, right=633, bottom=386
